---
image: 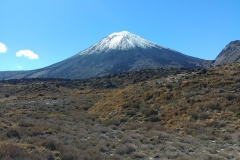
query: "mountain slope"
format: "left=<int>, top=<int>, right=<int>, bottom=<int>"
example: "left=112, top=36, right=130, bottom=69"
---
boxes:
left=0, top=31, right=212, bottom=79
left=215, top=40, right=240, bottom=65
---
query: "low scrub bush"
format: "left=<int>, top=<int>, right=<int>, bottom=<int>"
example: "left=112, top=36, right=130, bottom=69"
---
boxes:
left=227, top=105, right=240, bottom=113
left=82, top=148, right=109, bottom=160
left=115, top=143, right=136, bottom=155
left=0, top=144, right=27, bottom=159
left=83, top=105, right=91, bottom=111
left=140, top=108, right=158, bottom=117
left=103, top=119, right=120, bottom=126
left=148, top=115, right=159, bottom=122
left=18, top=120, right=34, bottom=127
left=59, top=145, right=80, bottom=160
left=221, top=134, right=232, bottom=141
left=225, top=93, right=237, bottom=101
left=121, top=102, right=140, bottom=109
left=132, top=152, right=146, bottom=159
left=126, top=109, right=137, bottom=116
left=198, top=112, right=210, bottom=120
left=152, top=124, right=166, bottom=131
left=184, top=122, right=213, bottom=137
left=188, top=111, right=198, bottom=120
left=6, top=129, right=21, bottom=139
left=198, top=102, right=221, bottom=111
left=27, top=127, right=44, bottom=136
left=41, top=139, right=58, bottom=151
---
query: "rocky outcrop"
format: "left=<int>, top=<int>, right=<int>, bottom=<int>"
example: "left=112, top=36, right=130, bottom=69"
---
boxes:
left=215, top=40, right=240, bottom=65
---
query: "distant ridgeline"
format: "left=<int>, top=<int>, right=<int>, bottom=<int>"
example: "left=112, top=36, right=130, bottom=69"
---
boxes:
left=0, top=67, right=208, bottom=89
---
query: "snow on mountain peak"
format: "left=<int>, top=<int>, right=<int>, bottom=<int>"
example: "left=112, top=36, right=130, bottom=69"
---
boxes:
left=108, top=31, right=131, bottom=37
left=79, top=31, right=162, bottom=55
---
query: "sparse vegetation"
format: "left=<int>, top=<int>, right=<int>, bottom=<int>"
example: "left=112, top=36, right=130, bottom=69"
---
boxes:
left=0, top=63, right=240, bottom=159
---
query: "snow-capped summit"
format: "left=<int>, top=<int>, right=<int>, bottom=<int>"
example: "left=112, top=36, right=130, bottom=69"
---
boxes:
left=105, top=31, right=159, bottom=49
left=79, top=31, right=161, bottom=55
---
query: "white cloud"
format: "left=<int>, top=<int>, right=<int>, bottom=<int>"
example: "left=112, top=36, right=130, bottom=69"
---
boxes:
left=17, top=66, right=23, bottom=69
left=0, top=42, right=7, bottom=53
left=16, top=50, right=39, bottom=59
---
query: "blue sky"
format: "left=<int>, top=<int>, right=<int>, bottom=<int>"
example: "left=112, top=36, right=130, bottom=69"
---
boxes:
left=0, top=0, right=239, bottom=71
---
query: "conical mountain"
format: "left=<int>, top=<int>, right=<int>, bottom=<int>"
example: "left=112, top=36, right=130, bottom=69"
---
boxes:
left=214, top=40, right=240, bottom=66
left=0, top=31, right=212, bottom=79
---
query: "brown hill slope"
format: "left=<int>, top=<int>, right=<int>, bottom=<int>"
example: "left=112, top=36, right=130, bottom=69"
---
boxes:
left=0, top=63, right=240, bottom=159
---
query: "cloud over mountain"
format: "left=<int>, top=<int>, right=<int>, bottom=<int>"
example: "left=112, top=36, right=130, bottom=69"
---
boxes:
left=16, top=50, right=39, bottom=59
left=0, top=42, right=7, bottom=53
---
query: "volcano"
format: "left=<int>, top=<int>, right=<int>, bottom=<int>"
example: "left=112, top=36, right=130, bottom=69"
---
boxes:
left=0, top=31, right=212, bottom=79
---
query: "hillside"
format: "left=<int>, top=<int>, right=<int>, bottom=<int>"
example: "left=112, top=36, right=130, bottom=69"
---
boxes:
left=0, top=63, right=240, bottom=159
left=215, top=40, right=240, bottom=65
